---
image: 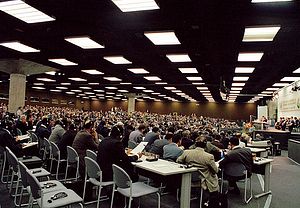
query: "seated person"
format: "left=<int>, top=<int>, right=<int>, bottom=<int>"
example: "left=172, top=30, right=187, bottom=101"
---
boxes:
left=16, top=114, right=29, bottom=135
left=58, top=123, right=77, bottom=159
left=219, top=136, right=253, bottom=195
left=163, top=133, right=183, bottom=161
left=177, top=136, right=219, bottom=206
left=97, top=126, right=141, bottom=182
left=149, top=133, right=173, bottom=158
left=144, top=126, right=160, bottom=151
left=35, top=117, right=51, bottom=139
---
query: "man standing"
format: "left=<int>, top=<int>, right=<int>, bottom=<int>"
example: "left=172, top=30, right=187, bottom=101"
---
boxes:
left=219, top=136, right=253, bottom=194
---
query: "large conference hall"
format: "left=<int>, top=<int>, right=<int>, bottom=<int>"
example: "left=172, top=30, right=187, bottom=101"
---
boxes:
left=1, top=0, right=300, bottom=208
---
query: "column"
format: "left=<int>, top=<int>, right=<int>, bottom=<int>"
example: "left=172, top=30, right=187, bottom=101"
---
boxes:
left=128, top=96, right=136, bottom=113
left=8, top=73, right=26, bottom=114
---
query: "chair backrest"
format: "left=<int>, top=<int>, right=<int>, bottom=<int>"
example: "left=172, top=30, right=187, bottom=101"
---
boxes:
left=67, top=146, right=79, bottom=163
left=84, top=157, right=102, bottom=180
left=5, top=147, right=18, bottom=172
left=0, top=146, right=5, bottom=155
left=30, top=132, right=38, bottom=142
left=18, top=161, right=29, bottom=188
left=16, top=128, right=22, bottom=136
left=86, top=149, right=97, bottom=161
left=224, top=162, right=247, bottom=177
left=44, top=138, right=51, bottom=154
left=26, top=169, right=42, bottom=200
left=112, top=164, right=131, bottom=189
left=128, top=140, right=137, bottom=149
left=50, top=141, right=60, bottom=159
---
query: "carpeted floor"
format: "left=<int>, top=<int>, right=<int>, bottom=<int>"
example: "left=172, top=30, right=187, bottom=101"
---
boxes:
left=1, top=151, right=300, bottom=208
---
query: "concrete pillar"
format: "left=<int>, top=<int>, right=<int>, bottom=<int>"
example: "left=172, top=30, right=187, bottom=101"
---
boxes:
left=8, top=73, right=26, bottom=114
left=128, top=96, right=136, bottom=113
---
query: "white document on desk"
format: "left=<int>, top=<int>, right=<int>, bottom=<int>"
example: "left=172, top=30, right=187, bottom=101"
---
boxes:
left=131, top=142, right=148, bottom=154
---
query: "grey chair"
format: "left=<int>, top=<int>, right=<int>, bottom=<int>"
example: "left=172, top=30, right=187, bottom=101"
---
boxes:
left=18, top=161, right=66, bottom=207
left=111, top=164, right=160, bottom=208
left=83, top=157, right=114, bottom=207
left=0, top=146, right=8, bottom=184
left=86, top=149, right=97, bottom=161
left=64, top=146, right=80, bottom=181
left=30, top=132, right=38, bottom=142
left=50, top=141, right=66, bottom=180
left=43, top=138, right=51, bottom=161
left=26, top=168, right=83, bottom=208
left=221, top=162, right=253, bottom=203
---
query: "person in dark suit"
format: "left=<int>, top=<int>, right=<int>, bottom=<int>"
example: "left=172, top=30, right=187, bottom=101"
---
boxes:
left=97, top=126, right=141, bottom=182
left=58, top=123, right=77, bottom=159
left=144, top=126, right=160, bottom=151
left=35, top=117, right=51, bottom=139
left=72, top=120, right=98, bottom=178
left=219, top=136, right=253, bottom=195
left=0, top=121, right=23, bottom=157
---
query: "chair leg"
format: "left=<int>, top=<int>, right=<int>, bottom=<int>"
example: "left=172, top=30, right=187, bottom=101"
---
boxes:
left=18, top=188, right=24, bottom=207
left=199, top=188, right=203, bottom=208
left=156, top=192, right=161, bottom=208
left=82, top=174, right=87, bottom=203
left=9, top=171, right=15, bottom=194
left=110, top=185, right=116, bottom=208
left=50, top=158, right=53, bottom=173
left=0, top=154, right=6, bottom=183
left=244, top=177, right=253, bottom=204
left=128, top=197, right=132, bottom=208
left=76, top=160, right=79, bottom=181
left=97, top=186, right=102, bottom=208
left=14, top=174, right=20, bottom=206
left=56, top=161, right=60, bottom=180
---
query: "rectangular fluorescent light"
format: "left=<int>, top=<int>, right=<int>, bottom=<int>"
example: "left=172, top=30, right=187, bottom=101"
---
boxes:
left=103, top=56, right=131, bottom=64
left=33, top=83, right=44, bottom=85
left=281, top=77, right=300, bottom=82
left=178, top=68, right=198, bottom=74
left=243, top=26, right=280, bottom=42
left=45, top=71, right=56, bottom=75
left=230, top=91, right=241, bottom=93
left=118, top=90, right=129, bottom=93
left=68, top=77, right=87, bottom=81
left=133, top=87, right=146, bottom=90
left=144, top=31, right=180, bottom=45
left=187, top=77, right=202, bottom=81
left=143, top=90, right=154, bottom=93
left=233, top=76, right=249, bottom=81
left=238, top=52, right=264, bottom=62
left=152, top=92, right=160, bottom=95
left=88, top=83, right=99, bottom=85
left=50, top=89, right=61, bottom=92
left=166, top=54, right=191, bottom=62
left=65, top=36, right=104, bottom=49
left=261, top=91, right=273, bottom=94
left=111, top=0, right=159, bottom=12
left=81, top=69, right=104, bottom=75
left=106, top=92, right=115, bottom=95
left=128, top=68, right=149, bottom=74
left=120, top=82, right=132, bottom=85
left=94, top=89, right=104, bottom=92
left=61, top=82, right=71, bottom=85
left=155, top=82, right=167, bottom=85
left=105, top=86, right=118, bottom=89
left=235, top=67, right=255, bottom=73
left=197, top=87, right=208, bottom=90
left=231, top=87, right=243, bottom=90
left=144, top=76, right=161, bottom=81
left=164, top=87, right=176, bottom=90
left=79, top=86, right=92, bottom=89
left=252, top=0, right=292, bottom=3
left=71, top=90, right=82, bottom=92
left=293, top=67, right=300, bottom=73
left=0, top=0, right=55, bottom=23
left=0, top=41, right=39, bottom=52
left=32, top=86, right=45, bottom=90
left=266, top=87, right=279, bottom=91
left=103, top=77, right=122, bottom=81
left=66, top=92, right=75, bottom=95
left=232, top=83, right=245, bottom=86
left=36, top=78, right=55, bottom=82
left=49, top=58, right=77, bottom=66
left=273, top=83, right=289, bottom=87
left=56, top=86, right=68, bottom=89
left=192, top=82, right=204, bottom=85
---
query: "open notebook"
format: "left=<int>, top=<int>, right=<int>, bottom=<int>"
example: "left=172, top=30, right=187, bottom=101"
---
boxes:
left=131, top=142, right=148, bottom=154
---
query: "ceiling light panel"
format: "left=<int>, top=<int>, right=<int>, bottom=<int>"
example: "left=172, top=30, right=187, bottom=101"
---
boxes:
left=103, top=77, right=122, bottom=81
left=238, top=52, right=264, bottom=62
left=252, top=0, right=292, bottom=3
left=0, top=41, right=40, bottom=52
left=243, top=26, right=280, bottom=42
left=65, top=36, right=104, bottom=49
left=36, top=78, right=55, bottom=82
left=144, top=76, right=161, bottom=81
left=0, top=0, right=55, bottom=23
left=233, top=76, right=249, bottom=81
left=155, top=82, right=167, bottom=85
left=235, top=67, right=255, bottom=73
left=103, top=56, right=131, bottom=64
left=68, top=78, right=87, bottom=81
left=273, top=83, right=289, bottom=87
left=56, top=86, right=68, bottom=89
left=49, top=58, right=77, bottom=66
left=232, top=83, right=245, bottom=86
left=81, top=69, right=104, bottom=75
left=128, top=68, right=149, bottom=74
left=144, top=31, right=180, bottom=45
left=133, top=87, right=146, bottom=90
left=281, top=77, right=300, bottom=82
left=266, top=87, right=279, bottom=91
left=178, top=68, right=198, bottom=74
left=32, top=86, right=45, bottom=90
left=187, top=77, right=202, bottom=81
left=120, top=82, right=132, bottom=85
left=61, top=83, right=71, bottom=85
left=105, top=86, right=118, bottom=89
left=293, top=67, right=300, bottom=73
left=166, top=54, right=191, bottom=62
left=111, top=0, right=159, bottom=12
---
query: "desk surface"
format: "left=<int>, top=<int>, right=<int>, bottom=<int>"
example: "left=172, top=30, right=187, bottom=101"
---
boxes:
left=22, top=142, right=38, bottom=149
left=249, top=147, right=267, bottom=153
left=17, top=134, right=30, bottom=141
left=133, top=156, right=197, bottom=176
left=253, top=157, right=273, bottom=165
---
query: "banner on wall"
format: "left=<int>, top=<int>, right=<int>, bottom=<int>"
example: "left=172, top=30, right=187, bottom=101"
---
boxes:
left=277, top=81, right=300, bottom=119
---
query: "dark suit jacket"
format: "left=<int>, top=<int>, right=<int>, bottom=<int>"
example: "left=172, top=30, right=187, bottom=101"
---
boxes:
left=57, top=130, right=77, bottom=159
left=0, top=128, right=23, bottom=157
left=219, top=147, right=253, bottom=175
left=97, top=136, right=138, bottom=182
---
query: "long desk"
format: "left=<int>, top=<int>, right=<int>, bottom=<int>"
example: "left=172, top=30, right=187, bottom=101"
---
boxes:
left=253, top=158, right=273, bottom=198
left=133, top=157, right=198, bottom=208
left=249, top=147, right=268, bottom=157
